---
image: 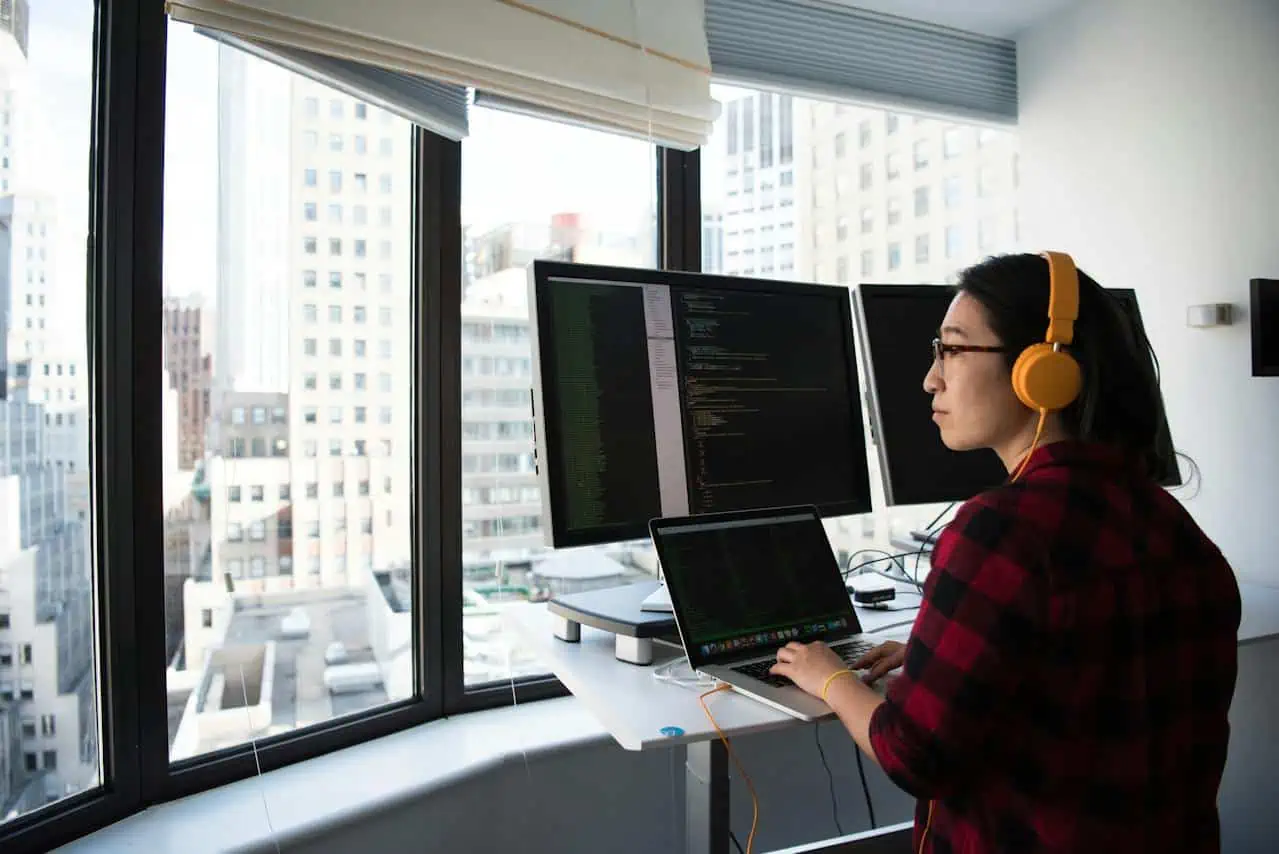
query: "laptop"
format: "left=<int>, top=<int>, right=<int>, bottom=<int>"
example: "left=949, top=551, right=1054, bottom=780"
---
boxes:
left=649, top=505, right=880, bottom=722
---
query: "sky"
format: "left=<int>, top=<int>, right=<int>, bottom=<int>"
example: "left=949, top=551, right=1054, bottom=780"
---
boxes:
left=18, top=7, right=665, bottom=315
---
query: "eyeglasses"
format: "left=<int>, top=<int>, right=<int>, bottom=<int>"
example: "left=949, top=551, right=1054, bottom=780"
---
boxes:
left=931, top=337, right=1008, bottom=377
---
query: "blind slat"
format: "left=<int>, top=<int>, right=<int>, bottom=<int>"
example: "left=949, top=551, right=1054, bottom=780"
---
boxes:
left=706, top=0, right=1018, bottom=123
left=196, top=28, right=469, bottom=140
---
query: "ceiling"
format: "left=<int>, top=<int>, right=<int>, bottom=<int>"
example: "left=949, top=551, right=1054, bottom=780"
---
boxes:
left=832, top=0, right=1077, bottom=39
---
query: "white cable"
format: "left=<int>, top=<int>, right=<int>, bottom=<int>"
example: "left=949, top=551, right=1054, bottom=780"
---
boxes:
left=240, top=663, right=282, bottom=854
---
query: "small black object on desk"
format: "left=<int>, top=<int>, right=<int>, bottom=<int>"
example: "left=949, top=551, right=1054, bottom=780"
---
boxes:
left=547, top=580, right=682, bottom=665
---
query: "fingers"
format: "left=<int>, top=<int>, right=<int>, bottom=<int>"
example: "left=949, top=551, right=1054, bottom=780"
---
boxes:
left=850, top=643, right=891, bottom=670
left=769, top=661, right=791, bottom=677
left=865, top=653, right=904, bottom=683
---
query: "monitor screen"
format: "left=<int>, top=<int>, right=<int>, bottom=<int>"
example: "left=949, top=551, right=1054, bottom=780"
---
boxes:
left=853, top=284, right=1181, bottom=507
left=530, top=261, right=872, bottom=547
left=650, top=508, right=858, bottom=668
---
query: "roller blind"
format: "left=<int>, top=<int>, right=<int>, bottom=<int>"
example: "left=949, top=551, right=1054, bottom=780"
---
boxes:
left=196, top=28, right=469, bottom=140
left=705, top=0, right=1018, bottom=123
left=167, top=0, right=718, bottom=149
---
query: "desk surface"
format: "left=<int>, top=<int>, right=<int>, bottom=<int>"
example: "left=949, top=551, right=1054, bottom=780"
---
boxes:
left=503, top=602, right=913, bottom=752
left=505, top=578, right=1279, bottom=753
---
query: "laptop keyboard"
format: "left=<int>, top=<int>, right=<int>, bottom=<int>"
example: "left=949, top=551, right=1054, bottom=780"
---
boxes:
left=730, top=639, right=877, bottom=688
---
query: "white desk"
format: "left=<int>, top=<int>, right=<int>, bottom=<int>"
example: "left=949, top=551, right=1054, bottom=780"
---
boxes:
left=504, top=594, right=915, bottom=854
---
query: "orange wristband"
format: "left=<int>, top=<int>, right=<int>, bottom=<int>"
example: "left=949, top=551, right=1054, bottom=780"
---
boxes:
left=821, top=669, right=854, bottom=703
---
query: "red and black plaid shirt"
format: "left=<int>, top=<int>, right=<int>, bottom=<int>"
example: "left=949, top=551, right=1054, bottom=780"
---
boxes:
left=869, top=440, right=1241, bottom=853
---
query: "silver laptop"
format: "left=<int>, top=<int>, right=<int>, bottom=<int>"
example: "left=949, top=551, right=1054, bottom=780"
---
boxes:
left=649, top=505, right=879, bottom=722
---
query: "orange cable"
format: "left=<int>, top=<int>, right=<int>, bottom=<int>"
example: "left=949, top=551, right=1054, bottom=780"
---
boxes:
left=1011, top=409, right=1048, bottom=483
left=698, top=685, right=760, bottom=854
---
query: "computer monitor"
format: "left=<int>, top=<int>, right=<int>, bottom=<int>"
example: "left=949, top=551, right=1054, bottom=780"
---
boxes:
left=852, top=284, right=1181, bottom=509
left=530, top=261, right=873, bottom=548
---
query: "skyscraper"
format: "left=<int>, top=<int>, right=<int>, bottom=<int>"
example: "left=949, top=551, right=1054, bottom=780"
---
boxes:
left=704, top=87, right=799, bottom=278
left=214, top=43, right=290, bottom=397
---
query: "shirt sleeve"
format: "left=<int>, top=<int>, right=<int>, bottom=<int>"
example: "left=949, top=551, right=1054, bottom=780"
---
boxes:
left=868, top=494, right=1039, bottom=799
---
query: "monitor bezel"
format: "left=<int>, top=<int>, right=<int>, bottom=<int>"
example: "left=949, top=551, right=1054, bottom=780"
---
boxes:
left=1251, top=278, right=1279, bottom=377
left=529, top=260, right=873, bottom=549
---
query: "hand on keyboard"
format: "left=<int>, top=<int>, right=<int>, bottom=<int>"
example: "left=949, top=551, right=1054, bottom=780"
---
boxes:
left=849, top=641, right=905, bottom=683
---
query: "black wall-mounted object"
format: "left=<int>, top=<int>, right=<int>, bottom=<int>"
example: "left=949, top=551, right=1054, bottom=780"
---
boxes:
left=1251, top=279, right=1279, bottom=377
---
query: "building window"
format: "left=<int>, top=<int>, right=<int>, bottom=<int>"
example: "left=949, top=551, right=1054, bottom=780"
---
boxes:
left=946, top=225, right=964, bottom=259
left=944, top=176, right=962, bottom=209
left=914, top=186, right=930, bottom=217
left=860, top=250, right=874, bottom=277
left=887, top=242, right=902, bottom=271
left=886, top=197, right=902, bottom=227
left=228, top=486, right=241, bottom=502
left=860, top=207, right=873, bottom=234
left=943, top=126, right=965, bottom=158
left=913, top=140, right=928, bottom=170
left=915, top=234, right=930, bottom=264
left=859, top=163, right=872, bottom=191
left=857, top=119, right=871, bottom=148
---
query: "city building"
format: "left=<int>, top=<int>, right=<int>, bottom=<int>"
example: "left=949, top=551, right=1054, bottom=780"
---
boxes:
left=163, top=296, right=213, bottom=471
left=801, top=104, right=1021, bottom=286
left=703, top=86, right=799, bottom=278
left=0, top=0, right=27, bottom=197
left=213, top=43, right=290, bottom=398
left=0, top=400, right=94, bottom=818
left=206, top=391, right=293, bottom=590
left=284, top=76, right=413, bottom=590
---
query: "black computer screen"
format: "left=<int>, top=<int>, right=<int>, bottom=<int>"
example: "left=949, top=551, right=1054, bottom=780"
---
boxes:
left=652, top=509, right=857, bottom=668
left=854, top=284, right=1181, bottom=506
left=532, top=262, right=872, bottom=548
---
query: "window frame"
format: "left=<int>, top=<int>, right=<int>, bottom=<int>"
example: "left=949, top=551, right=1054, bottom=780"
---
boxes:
left=1, top=7, right=691, bottom=849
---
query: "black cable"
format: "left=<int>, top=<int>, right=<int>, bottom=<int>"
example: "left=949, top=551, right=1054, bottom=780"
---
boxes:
left=814, top=724, right=845, bottom=837
left=854, top=745, right=877, bottom=829
left=730, top=830, right=745, bottom=854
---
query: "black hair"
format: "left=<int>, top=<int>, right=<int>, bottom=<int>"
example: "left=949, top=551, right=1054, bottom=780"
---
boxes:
left=955, top=252, right=1190, bottom=486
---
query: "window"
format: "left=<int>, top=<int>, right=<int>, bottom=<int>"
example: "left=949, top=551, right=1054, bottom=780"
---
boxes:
left=228, top=486, right=241, bottom=503
left=834, top=131, right=846, bottom=158
left=857, top=119, right=871, bottom=148
left=163, top=44, right=416, bottom=766
left=944, top=175, right=962, bottom=209
left=835, top=255, right=849, bottom=285
left=915, top=234, right=931, bottom=264
left=835, top=216, right=849, bottom=242
left=943, top=126, right=965, bottom=158
left=913, top=140, right=929, bottom=170
left=860, top=207, right=873, bottom=234
left=914, top=186, right=930, bottom=217
left=886, top=152, right=903, bottom=180
left=0, top=0, right=103, bottom=824
left=946, top=225, right=964, bottom=259
left=461, top=103, right=656, bottom=687
left=858, top=163, right=873, bottom=190
left=886, top=198, right=902, bottom=227
left=860, top=250, right=874, bottom=277
left=887, top=242, right=902, bottom=271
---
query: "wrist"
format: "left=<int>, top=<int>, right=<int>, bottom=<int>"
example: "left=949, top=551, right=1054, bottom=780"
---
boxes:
left=820, top=668, right=854, bottom=702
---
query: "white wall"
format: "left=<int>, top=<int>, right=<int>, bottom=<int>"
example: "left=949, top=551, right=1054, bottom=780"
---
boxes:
left=1017, top=0, right=1279, bottom=584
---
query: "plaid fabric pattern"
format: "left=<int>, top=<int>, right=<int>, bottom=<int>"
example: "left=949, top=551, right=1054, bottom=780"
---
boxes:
left=868, top=440, right=1240, bottom=853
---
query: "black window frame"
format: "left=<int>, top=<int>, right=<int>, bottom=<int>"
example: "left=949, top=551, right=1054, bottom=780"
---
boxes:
left=0, top=2, right=701, bottom=849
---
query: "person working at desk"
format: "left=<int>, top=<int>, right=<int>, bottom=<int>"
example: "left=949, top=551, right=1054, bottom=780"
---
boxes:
left=770, top=252, right=1242, bottom=852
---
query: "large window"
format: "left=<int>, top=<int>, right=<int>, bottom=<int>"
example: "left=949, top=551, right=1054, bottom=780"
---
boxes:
left=0, top=0, right=101, bottom=830
left=458, top=106, right=657, bottom=688
left=161, top=27, right=414, bottom=762
left=701, top=83, right=1022, bottom=544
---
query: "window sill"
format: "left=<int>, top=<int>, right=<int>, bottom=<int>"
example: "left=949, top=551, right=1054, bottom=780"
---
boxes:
left=59, top=696, right=607, bottom=853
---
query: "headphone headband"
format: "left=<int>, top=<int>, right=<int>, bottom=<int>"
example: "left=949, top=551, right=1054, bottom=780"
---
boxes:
left=1039, top=251, right=1079, bottom=346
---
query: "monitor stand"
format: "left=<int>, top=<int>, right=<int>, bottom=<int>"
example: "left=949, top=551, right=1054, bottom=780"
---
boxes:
left=639, top=581, right=672, bottom=612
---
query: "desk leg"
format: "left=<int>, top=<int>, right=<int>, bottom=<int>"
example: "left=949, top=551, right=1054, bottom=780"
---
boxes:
left=551, top=614, right=580, bottom=643
left=686, top=740, right=730, bottom=854
left=615, top=635, right=653, bottom=665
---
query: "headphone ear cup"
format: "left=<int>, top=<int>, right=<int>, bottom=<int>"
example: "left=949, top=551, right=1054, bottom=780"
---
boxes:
left=1012, top=343, right=1082, bottom=412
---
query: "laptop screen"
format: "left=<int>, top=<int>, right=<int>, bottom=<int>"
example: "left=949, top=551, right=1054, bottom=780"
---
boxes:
left=651, top=508, right=860, bottom=669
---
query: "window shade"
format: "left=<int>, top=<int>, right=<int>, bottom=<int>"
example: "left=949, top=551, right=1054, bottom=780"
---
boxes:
left=195, top=28, right=469, bottom=140
left=705, top=0, right=1018, bottom=124
left=167, top=0, right=718, bottom=150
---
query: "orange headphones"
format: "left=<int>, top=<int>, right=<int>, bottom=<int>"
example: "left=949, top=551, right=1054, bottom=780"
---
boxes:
left=1004, top=250, right=1082, bottom=483
left=1011, top=251, right=1083, bottom=412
